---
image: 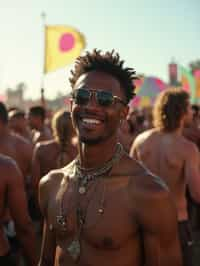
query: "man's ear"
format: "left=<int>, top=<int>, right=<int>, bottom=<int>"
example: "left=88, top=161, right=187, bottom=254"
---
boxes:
left=120, top=105, right=129, bottom=121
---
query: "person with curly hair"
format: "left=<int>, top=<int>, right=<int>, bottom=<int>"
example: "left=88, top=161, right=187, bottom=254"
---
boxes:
left=38, top=50, right=182, bottom=266
left=130, top=88, right=200, bottom=266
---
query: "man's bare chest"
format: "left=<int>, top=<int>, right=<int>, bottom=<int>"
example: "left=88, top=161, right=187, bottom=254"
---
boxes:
left=47, top=177, right=138, bottom=248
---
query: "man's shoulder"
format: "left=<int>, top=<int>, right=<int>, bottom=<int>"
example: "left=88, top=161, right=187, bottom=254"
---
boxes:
left=39, top=160, right=76, bottom=188
left=126, top=158, right=168, bottom=204
left=10, top=133, right=33, bottom=155
left=0, top=153, right=16, bottom=167
left=39, top=160, right=76, bottom=208
left=134, top=128, right=157, bottom=146
left=0, top=154, right=21, bottom=184
left=34, top=140, right=57, bottom=154
left=180, top=135, right=199, bottom=155
left=10, top=132, right=30, bottom=145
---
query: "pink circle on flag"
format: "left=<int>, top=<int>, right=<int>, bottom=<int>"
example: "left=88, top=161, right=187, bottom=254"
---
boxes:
left=194, top=70, right=200, bottom=78
left=59, top=33, right=75, bottom=52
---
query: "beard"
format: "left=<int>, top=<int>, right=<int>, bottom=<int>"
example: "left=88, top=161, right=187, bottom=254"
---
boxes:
left=79, top=135, right=104, bottom=145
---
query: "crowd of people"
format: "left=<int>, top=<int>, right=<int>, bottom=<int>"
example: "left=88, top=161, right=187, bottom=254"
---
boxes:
left=0, top=49, right=200, bottom=266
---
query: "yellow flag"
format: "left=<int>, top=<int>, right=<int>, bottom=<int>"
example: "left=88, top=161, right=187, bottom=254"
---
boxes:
left=44, top=26, right=86, bottom=73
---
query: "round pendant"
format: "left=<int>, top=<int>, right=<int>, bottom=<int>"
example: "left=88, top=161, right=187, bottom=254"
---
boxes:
left=98, top=208, right=104, bottom=214
left=79, top=186, right=86, bottom=194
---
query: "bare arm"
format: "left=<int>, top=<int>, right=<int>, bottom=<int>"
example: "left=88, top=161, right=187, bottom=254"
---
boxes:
left=185, top=142, right=200, bottom=203
left=38, top=175, right=56, bottom=266
left=7, top=160, right=37, bottom=266
left=141, top=190, right=182, bottom=265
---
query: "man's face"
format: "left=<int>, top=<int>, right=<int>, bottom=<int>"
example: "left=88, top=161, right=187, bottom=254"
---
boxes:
left=28, top=113, right=38, bottom=129
left=9, top=116, right=27, bottom=132
left=70, top=70, right=128, bottom=145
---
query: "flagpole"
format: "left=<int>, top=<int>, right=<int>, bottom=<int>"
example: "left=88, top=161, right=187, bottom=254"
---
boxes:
left=41, top=11, right=46, bottom=107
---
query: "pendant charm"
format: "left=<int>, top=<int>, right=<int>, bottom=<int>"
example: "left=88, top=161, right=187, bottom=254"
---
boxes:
left=56, top=215, right=67, bottom=230
left=79, top=186, right=86, bottom=194
left=98, top=208, right=104, bottom=214
left=67, top=239, right=81, bottom=260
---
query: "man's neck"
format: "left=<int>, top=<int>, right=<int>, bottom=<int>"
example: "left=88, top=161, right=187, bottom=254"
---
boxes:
left=160, top=125, right=183, bottom=136
left=173, top=126, right=183, bottom=136
left=78, top=136, right=119, bottom=169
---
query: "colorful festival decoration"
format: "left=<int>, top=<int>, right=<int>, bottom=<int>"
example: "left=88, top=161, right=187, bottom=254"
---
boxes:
left=194, top=69, right=200, bottom=102
left=44, top=26, right=86, bottom=73
left=179, top=65, right=196, bottom=103
left=0, top=94, right=6, bottom=102
left=129, top=76, right=167, bottom=108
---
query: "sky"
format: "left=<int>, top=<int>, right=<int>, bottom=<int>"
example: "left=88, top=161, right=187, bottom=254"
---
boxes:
left=0, top=0, right=199, bottom=100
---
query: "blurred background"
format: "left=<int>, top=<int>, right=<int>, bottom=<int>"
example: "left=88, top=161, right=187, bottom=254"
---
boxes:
left=0, top=0, right=199, bottom=110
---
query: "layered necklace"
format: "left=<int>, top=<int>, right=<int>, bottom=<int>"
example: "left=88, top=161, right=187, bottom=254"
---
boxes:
left=57, top=143, right=124, bottom=262
left=75, top=142, right=124, bottom=194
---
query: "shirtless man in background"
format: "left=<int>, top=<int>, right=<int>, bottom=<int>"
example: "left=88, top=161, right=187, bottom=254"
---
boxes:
left=0, top=102, right=33, bottom=180
left=0, top=102, right=33, bottom=262
left=0, top=154, right=36, bottom=266
left=8, top=108, right=32, bottom=142
left=31, top=109, right=77, bottom=221
left=28, top=106, right=52, bottom=144
left=130, top=88, right=200, bottom=266
left=38, top=50, right=182, bottom=266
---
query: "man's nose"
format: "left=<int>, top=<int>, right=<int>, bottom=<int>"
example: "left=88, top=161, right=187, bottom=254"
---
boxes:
left=86, top=92, right=99, bottom=107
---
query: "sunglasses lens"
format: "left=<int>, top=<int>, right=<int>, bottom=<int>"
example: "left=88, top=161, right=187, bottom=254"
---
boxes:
left=97, top=91, right=113, bottom=106
left=74, top=89, right=90, bottom=105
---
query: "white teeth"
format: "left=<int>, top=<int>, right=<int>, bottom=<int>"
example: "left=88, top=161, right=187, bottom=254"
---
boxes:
left=82, top=118, right=101, bottom=124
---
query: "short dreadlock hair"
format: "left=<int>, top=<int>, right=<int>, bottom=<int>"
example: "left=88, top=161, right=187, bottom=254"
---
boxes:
left=69, top=49, right=137, bottom=103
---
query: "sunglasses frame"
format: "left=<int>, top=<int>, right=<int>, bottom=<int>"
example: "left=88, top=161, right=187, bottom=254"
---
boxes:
left=71, top=88, right=127, bottom=107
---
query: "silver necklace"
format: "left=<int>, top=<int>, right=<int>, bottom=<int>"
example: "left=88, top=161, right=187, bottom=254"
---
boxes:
left=56, top=143, right=124, bottom=261
left=74, top=143, right=124, bottom=194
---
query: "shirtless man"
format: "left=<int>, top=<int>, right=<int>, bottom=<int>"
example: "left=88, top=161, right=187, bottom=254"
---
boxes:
left=0, top=154, right=36, bottom=266
left=0, top=102, right=33, bottom=261
left=38, top=50, right=182, bottom=266
left=8, top=109, right=32, bottom=142
left=28, top=106, right=52, bottom=144
left=0, top=102, right=33, bottom=180
left=130, top=88, right=200, bottom=266
left=31, top=109, right=77, bottom=220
